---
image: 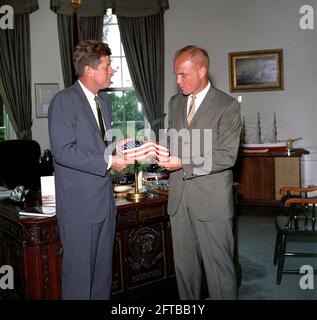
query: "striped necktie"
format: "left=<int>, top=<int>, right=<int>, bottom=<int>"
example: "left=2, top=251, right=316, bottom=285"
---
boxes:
left=187, top=95, right=196, bottom=125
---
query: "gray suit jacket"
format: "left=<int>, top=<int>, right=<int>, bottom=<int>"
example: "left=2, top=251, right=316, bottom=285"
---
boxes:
left=48, top=81, right=115, bottom=224
left=167, top=86, right=241, bottom=221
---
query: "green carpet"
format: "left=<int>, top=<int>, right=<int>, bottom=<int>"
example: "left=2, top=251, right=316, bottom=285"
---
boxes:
left=238, top=214, right=317, bottom=300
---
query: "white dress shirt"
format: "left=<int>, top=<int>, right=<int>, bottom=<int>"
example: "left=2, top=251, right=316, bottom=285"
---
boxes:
left=78, top=80, right=112, bottom=169
left=187, top=81, right=211, bottom=115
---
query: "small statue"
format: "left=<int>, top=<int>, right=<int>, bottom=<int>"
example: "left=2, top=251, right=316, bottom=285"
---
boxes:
left=10, top=185, right=28, bottom=203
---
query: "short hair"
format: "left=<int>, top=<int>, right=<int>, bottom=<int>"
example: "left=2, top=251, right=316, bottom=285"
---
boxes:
left=73, top=40, right=112, bottom=77
left=174, top=45, right=209, bottom=69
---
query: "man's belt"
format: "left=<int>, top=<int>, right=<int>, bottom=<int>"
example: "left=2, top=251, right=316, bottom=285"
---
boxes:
left=183, top=169, right=230, bottom=181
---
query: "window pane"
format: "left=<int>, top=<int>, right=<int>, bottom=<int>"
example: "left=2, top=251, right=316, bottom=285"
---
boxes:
left=109, top=91, right=123, bottom=123
left=121, top=43, right=125, bottom=56
left=103, top=11, right=146, bottom=142
left=109, top=91, right=145, bottom=139
left=0, top=105, right=3, bottom=126
left=104, top=24, right=121, bottom=56
left=104, top=9, right=117, bottom=24
left=110, top=57, right=122, bottom=88
left=0, top=104, right=5, bottom=141
left=122, top=59, right=133, bottom=88
left=123, top=92, right=142, bottom=121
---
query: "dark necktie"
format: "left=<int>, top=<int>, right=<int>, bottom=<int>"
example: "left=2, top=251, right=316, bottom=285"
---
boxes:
left=94, top=95, right=106, bottom=140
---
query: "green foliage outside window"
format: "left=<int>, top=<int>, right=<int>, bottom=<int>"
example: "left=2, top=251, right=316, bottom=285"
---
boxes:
left=108, top=91, right=145, bottom=140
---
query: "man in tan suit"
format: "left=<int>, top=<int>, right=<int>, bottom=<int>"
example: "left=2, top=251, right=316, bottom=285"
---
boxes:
left=158, top=45, right=241, bottom=300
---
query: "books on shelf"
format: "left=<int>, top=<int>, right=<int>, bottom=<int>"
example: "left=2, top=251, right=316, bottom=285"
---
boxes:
left=19, top=206, right=56, bottom=217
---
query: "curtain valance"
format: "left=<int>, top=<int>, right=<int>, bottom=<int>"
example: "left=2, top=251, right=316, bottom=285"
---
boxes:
left=106, top=0, right=168, bottom=17
left=50, top=0, right=168, bottom=17
left=0, top=0, right=39, bottom=14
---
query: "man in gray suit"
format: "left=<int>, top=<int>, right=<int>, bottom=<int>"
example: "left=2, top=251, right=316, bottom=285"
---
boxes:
left=158, top=45, right=241, bottom=300
left=48, top=40, right=129, bottom=299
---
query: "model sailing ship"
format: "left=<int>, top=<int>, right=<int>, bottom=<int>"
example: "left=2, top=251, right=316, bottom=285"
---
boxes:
left=241, top=112, right=301, bottom=153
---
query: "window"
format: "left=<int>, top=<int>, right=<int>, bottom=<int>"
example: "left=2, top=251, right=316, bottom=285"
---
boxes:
left=103, top=9, right=147, bottom=140
left=0, top=103, right=9, bottom=141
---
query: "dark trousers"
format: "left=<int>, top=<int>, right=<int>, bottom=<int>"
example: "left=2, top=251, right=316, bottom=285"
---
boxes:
left=58, top=210, right=116, bottom=300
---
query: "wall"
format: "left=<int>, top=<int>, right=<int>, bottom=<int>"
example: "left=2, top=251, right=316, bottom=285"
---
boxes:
left=29, top=0, right=317, bottom=154
left=165, top=0, right=317, bottom=151
left=30, top=0, right=64, bottom=151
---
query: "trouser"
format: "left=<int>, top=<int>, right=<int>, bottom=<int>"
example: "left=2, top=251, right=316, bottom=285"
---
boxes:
left=58, top=211, right=116, bottom=300
left=170, top=188, right=237, bottom=300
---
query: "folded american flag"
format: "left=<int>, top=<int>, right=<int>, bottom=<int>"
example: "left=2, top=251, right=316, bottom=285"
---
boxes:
left=118, top=139, right=169, bottom=162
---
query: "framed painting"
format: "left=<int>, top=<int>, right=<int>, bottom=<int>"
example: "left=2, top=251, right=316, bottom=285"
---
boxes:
left=35, top=83, right=59, bottom=118
left=228, top=49, right=284, bottom=92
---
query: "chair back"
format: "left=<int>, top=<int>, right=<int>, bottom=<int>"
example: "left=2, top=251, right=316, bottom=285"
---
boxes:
left=0, top=139, right=41, bottom=190
left=279, top=186, right=317, bottom=233
left=274, top=185, right=317, bottom=284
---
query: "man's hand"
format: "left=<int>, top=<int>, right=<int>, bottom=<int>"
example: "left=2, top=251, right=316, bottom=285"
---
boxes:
left=157, top=156, right=183, bottom=171
left=111, top=154, right=132, bottom=172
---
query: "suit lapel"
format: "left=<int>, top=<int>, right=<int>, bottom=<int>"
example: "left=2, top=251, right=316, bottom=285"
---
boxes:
left=179, top=96, right=188, bottom=128
left=73, top=81, right=101, bottom=134
left=189, top=87, right=216, bottom=127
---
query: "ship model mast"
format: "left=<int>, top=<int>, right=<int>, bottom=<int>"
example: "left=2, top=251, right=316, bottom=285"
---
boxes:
left=273, top=111, right=277, bottom=142
left=241, top=111, right=301, bottom=152
left=257, top=112, right=262, bottom=144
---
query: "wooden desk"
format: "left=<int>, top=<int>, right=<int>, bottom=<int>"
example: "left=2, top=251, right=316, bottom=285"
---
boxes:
left=0, top=193, right=173, bottom=299
left=0, top=184, right=240, bottom=300
left=234, top=148, right=309, bottom=206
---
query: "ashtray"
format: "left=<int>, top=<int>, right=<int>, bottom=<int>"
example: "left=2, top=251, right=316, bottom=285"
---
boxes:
left=114, top=185, right=134, bottom=193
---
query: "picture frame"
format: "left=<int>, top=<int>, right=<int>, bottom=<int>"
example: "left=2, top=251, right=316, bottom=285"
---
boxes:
left=35, top=83, right=59, bottom=118
left=228, top=49, right=284, bottom=92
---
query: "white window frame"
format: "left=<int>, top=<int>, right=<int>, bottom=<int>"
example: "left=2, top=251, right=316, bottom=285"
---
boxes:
left=102, top=9, right=150, bottom=138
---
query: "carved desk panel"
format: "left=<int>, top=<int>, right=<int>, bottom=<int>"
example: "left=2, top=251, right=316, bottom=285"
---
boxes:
left=0, top=194, right=173, bottom=299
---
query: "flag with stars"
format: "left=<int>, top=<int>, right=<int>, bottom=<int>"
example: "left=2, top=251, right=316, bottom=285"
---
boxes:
left=118, top=139, right=169, bottom=162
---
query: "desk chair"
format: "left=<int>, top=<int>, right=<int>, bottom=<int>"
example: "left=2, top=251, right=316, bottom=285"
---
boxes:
left=0, top=139, right=41, bottom=191
left=273, top=186, right=317, bottom=284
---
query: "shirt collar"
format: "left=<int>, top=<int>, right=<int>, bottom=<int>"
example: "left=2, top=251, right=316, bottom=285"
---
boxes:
left=78, top=80, right=97, bottom=101
left=191, top=81, right=211, bottom=100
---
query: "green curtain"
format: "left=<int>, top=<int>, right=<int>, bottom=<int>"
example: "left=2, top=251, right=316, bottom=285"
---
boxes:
left=117, top=13, right=166, bottom=136
left=0, top=0, right=39, bottom=14
left=50, top=0, right=168, bottom=17
left=56, top=14, right=104, bottom=87
left=50, top=0, right=105, bottom=16
left=0, top=13, right=33, bottom=139
left=53, top=0, right=105, bottom=87
left=56, top=13, right=78, bottom=87
left=80, top=15, right=103, bottom=40
left=50, top=0, right=168, bottom=131
left=106, top=0, right=169, bottom=17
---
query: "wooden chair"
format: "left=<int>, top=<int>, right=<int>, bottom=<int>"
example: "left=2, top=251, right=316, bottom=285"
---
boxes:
left=273, top=185, right=317, bottom=284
